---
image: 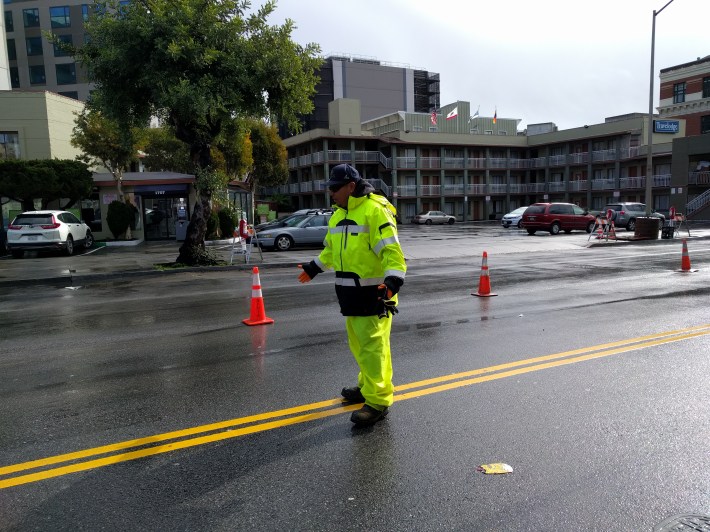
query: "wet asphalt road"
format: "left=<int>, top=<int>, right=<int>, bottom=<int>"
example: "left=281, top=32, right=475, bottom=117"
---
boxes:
left=1, top=225, right=710, bottom=531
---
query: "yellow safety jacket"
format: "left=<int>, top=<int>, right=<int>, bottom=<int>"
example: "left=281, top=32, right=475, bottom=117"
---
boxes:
left=315, top=189, right=406, bottom=316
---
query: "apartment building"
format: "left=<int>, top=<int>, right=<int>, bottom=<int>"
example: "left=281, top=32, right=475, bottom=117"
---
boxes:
left=658, top=55, right=710, bottom=136
left=273, top=98, right=707, bottom=222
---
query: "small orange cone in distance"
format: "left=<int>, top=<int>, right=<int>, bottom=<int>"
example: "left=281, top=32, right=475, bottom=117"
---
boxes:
left=243, top=267, right=274, bottom=326
left=473, top=251, right=497, bottom=297
left=681, top=239, right=692, bottom=272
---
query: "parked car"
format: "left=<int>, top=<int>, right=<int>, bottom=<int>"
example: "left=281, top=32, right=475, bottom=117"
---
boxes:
left=413, top=211, right=456, bottom=225
left=501, top=206, right=528, bottom=228
left=254, top=209, right=332, bottom=231
left=6, top=210, right=94, bottom=258
left=521, top=203, right=596, bottom=235
left=256, top=210, right=333, bottom=251
left=603, top=203, right=665, bottom=231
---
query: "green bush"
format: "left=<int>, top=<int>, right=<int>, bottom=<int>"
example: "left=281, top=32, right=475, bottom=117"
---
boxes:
left=218, top=208, right=236, bottom=238
left=106, top=200, right=133, bottom=238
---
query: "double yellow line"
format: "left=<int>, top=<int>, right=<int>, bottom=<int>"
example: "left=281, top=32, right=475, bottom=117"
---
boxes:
left=2, top=323, right=710, bottom=490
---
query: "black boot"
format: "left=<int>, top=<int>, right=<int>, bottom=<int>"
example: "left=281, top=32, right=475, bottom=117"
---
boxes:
left=341, top=387, right=365, bottom=403
left=350, top=404, right=388, bottom=426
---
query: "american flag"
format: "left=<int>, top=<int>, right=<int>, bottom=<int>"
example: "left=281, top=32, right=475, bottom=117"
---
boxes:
left=430, top=110, right=437, bottom=126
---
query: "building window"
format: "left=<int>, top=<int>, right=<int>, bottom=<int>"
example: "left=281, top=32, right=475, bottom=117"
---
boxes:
left=7, top=38, right=16, bottom=60
left=0, top=132, right=21, bottom=160
left=701, top=115, right=710, bottom=135
left=53, top=34, right=73, bottom=56
left=55, top=63, right=76, bottom=85
left=23, top=8, right=40, bottom=28
left=703, top=77, right=710, bottom=99
left=9, top=67, right=19, bottom=88
left=673, top=82, right=686, bottom=104
left=4, top=11, right=13, bottom=32
left=28, top=65, right=46, bottom=85
left=25, top=36, right=43, bottom=56
left=49, top=6, right=70, bottom=28
left=58, top=91, right=79, bottom=100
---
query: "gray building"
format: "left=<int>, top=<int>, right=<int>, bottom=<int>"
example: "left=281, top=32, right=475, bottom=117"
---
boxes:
left=283, top=54, right=440, bottom=137
left=1, top=0, right=128, bottom=100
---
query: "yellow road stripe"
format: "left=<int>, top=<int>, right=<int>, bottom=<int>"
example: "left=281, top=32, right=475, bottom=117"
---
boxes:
left=2, top=324, right=710, bottom=489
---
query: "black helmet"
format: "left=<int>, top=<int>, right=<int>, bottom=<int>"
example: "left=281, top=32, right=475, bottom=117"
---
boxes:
left=326, top=164, right=360, bottom=186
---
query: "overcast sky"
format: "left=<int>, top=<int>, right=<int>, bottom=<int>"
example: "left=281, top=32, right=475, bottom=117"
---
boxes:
left=270, top=0, right=710, bottom=131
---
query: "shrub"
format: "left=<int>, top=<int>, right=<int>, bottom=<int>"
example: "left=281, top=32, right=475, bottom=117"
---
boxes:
left=106, top=200, right=133, bottom=238
left=218, top=208, right=236, bottom=238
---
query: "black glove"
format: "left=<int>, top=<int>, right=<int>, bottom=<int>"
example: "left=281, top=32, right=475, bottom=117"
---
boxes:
left=378, top=299, right=398, bottom=319
left=383, top=276, right=403, bottom=297
left=301, top=260, right=323, bottom=280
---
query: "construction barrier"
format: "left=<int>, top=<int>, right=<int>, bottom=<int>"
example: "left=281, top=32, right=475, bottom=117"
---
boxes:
left=588, top=216, right=616, bottom=242
left=243, top=267, right=274, bottom=325
left=472, top=251, right=497, bottom=297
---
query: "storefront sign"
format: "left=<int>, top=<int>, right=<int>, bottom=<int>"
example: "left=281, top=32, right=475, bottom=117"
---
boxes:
left=654, top=120, right=679, bottom=134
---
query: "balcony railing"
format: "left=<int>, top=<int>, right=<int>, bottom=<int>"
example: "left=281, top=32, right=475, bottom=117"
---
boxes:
left=548, top=155, right=566, bottom=166
left=620, top=147, right=641, bottom=159
left=619, top=177, right=645, bottom=189
left=548, top=181, right=565, bottom=193
left=467, top=158, right=486, bottom=169
left=420, top=184, right=441, bottom=196
left=530, top=157, right=546, bottom=168
left=327, top=150, right=352, bottom=163
left=687, top=188, right=710, bottom=216
left=379, top=152, right=391, bottom=169
left=366, top=179, right=390, bottom=197
left=688, top=171, right=710, bottom=185
left=592, top=149, right=616, bottom=162
left=568, top=180, right=588, bottom=192
left=653, top=174, right=671, bottom=187
left=466, top=183, right=486, bottom=194
left=525, top=183, right=547, bottom=193
left=312, top=151, right=324, bottom=164
left=354, top=151, right=381, bottom=163
left=591, top=179, right=616, bottom=190
left=395, top=156, right=417, bottom=169
left=489, top=157, right=507, bottom=169
left=568, top=153, right=589, bottom=165
left=508, top=158, right=531, bottom=169
left=396, top=185, right=417, bottom=197
left=420, top=157, right=441, bottom=169
left=489, top=183, right=507, bottom=194
left=443, top=158, right=465, bottom=169
left=442, top=184, right=465, bottom=195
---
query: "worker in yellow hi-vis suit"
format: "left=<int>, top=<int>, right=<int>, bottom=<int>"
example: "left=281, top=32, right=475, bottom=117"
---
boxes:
left=298, top=164, right=406, bottom=427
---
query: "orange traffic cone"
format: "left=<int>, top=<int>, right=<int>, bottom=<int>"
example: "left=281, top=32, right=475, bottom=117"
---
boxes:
left=243, top=267, right=274, bottom=325
left=680, top=239, right=692, bottom=272
left=472, top=251, right=497, bottom=297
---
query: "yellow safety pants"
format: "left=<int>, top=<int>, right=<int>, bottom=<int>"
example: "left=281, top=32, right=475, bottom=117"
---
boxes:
left=345, top=314, right=394, bottom=410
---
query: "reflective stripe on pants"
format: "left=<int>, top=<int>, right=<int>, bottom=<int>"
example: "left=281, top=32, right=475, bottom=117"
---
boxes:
left=345, top=314, right=393, bottom=409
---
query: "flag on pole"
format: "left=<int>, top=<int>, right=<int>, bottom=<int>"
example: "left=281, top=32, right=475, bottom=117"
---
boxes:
left=469, top=106, right=480, bottom=122
left=446, top=106, right=458, bottom=120
left=493, top=108, right=497, bottom=124
left=430, top=110, right=437, bottom=125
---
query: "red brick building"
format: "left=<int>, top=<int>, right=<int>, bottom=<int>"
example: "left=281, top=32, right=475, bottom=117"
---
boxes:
left=658, top=55, right=710, bottom=136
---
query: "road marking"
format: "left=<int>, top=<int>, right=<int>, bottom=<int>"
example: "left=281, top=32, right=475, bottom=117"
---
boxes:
left=2, top=323, right=710, bottom=489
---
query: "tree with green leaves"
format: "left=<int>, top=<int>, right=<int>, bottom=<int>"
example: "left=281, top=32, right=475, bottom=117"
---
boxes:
left=141, top=127, right=192, bottom=174
left=0, top=159, right=93, bottom=211
left=71, top=108, right=143, bottom=201
left=75, top=0, right=321, bottom=264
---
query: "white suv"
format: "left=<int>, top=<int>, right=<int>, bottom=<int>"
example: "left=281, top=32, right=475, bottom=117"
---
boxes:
left=7, top=210, right=94, bottom=258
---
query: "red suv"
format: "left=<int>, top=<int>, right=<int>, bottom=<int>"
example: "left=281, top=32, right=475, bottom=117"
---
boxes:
left=521, top=203, right=596, bottom=235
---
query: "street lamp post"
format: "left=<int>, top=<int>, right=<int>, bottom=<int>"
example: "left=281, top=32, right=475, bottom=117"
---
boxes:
left=645, top=0, right=675, bottom=215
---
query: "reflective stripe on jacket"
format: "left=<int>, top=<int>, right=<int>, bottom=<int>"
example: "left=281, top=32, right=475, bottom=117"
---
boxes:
left=316, top=192, right=406, bottom=316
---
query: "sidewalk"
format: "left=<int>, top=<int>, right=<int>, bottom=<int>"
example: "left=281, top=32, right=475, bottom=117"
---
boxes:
left=1, top=224, right=708, bottom=288
left=0, top=240, right=309, bottom=288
